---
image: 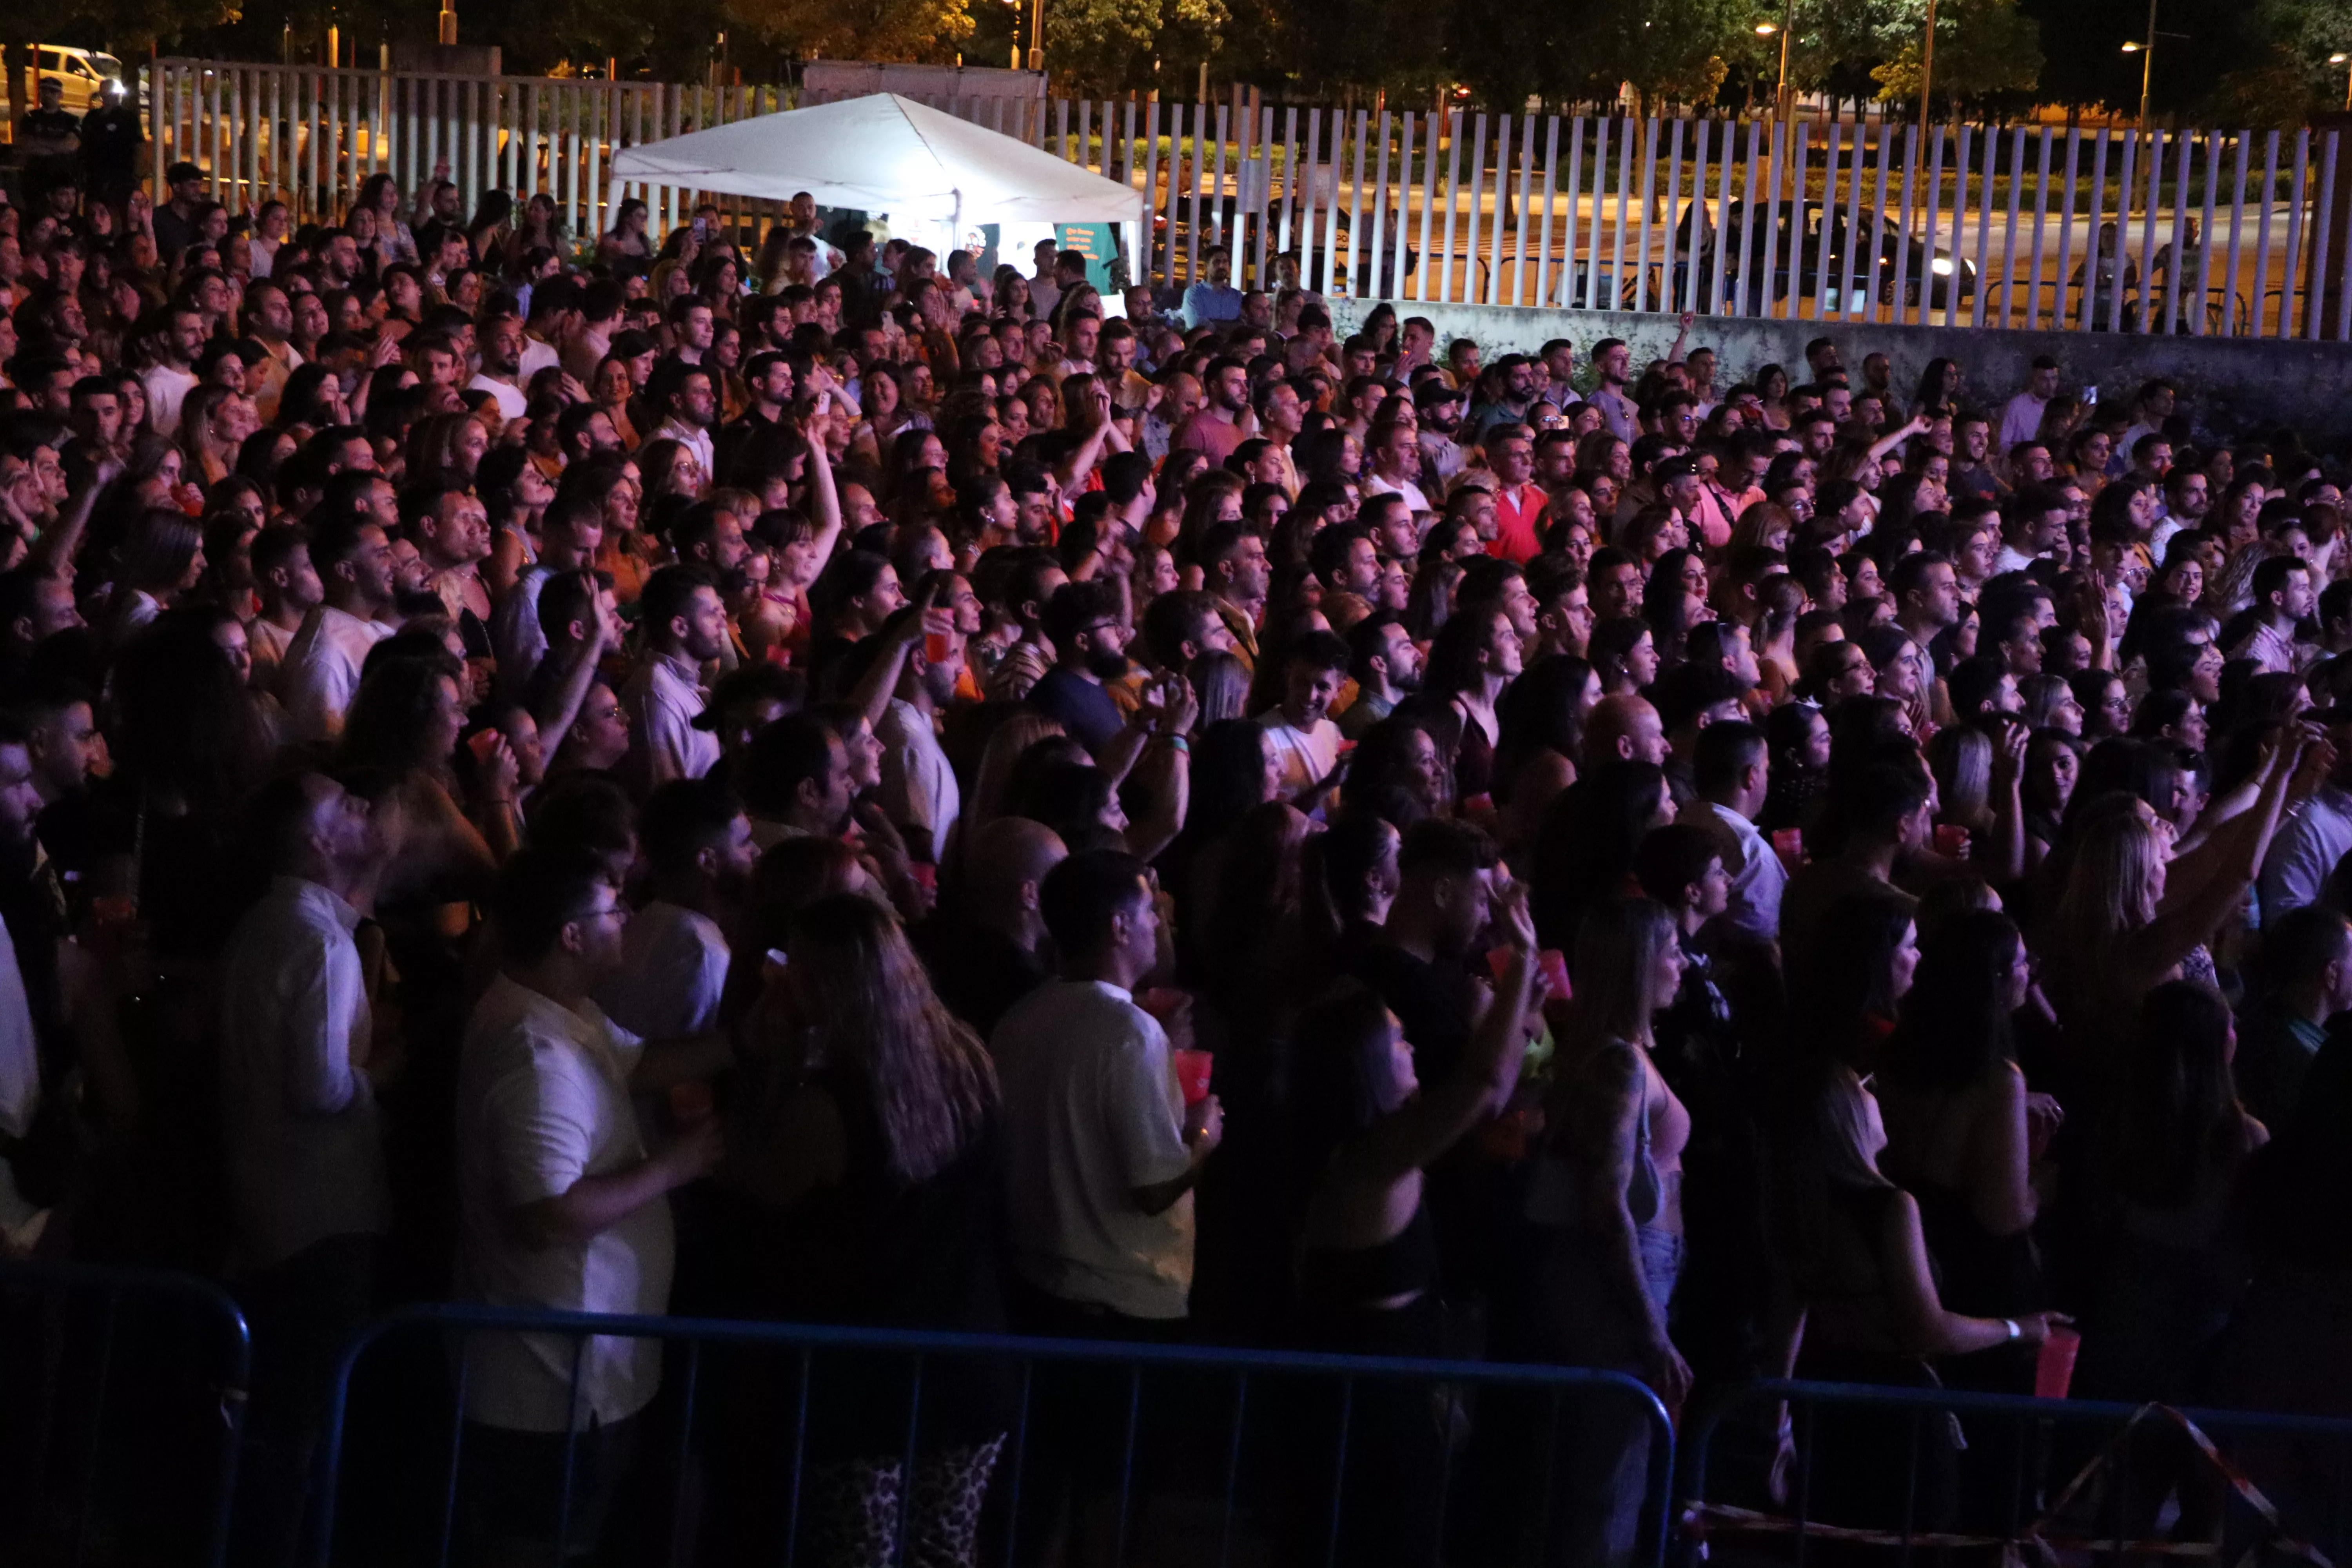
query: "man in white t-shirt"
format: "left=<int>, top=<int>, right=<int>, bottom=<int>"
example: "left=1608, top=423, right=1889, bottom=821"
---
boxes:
left=993, top=850, right=1221, bottom=1334
left=467, top=311, right=531, bottom=421
left=279, top=517, right=397, bottom=744
left=455, top=848, right=724, bottom=1557
left=139, top=305, right=207, bottom=438
left=1999, top=356, right=2061, bottom=455
left=595, top=777, right=752, bottom=1040
left=1257, top=630, right=1349, bottom=805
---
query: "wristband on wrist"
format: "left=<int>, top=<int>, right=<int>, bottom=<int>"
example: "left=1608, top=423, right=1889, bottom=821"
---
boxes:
left=1165, top=735, right=1189, bottom=753
left=2001, top=1317, right=2021, bottom=1342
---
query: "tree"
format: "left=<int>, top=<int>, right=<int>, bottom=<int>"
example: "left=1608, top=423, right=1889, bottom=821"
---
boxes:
left=1869, top=0, right=2040, bottom=110
left=1040, top=0, right=1227, bottom=94
left=724, top=0, right=974, bottom=63
left=2213, top=0, right=2352, bottom=121
left=1440, top=0, right=1747, bottom=110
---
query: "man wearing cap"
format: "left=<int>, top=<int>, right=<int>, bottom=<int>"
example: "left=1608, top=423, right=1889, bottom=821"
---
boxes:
left=1415, top=381, right=1471, bottom=489
left=19, top=79, right=81, bottom=215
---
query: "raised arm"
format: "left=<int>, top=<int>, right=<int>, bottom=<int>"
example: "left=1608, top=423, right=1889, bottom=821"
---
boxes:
left=1868, top=415, right=1930, bottom=467
left=1980, top=723, right=2027, bottom=886
left=2147, top=728, right=2317, bottom=977
left=1346, top=884, right=1537, bottom=1183
left=1122, top=677, right=1198, bottom=862
left=844, top=586, right=941, bottom=731
left=530, top=617, right=612, bottom=756
left=31, top=458, right=116, bottom=573
left=800, top=406, right=845, bottom=567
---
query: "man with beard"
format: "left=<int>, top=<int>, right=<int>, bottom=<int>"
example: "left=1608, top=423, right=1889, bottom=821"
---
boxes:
left=466, top=311, right=530, bottom=422
left=1172, top=356, right=1252, bottom=466
left=595, top=776, right=755, bottom=1038
left=1589, top=336, right=1639, bottom=443
left=1340, top=612, right=1421, bottom=739
left=1028, top=580, right=1134, bottom=758
left=649, top=365, right=718, bottom=490
left=624, top=566, right=727, bottom=787
left=715, top=351, right=801, bottom=487
left=1415, top=379, right=1471, bottom=487
left=742, top=711, right=857, bottom=849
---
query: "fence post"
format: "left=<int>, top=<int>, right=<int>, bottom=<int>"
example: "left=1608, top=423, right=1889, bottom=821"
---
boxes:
left=2310, top=129, right=2339, bottom=339
left=1812, top=116, right=1838, bottom=318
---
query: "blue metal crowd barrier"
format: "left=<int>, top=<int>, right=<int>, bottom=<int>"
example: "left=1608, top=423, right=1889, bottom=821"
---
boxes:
left=308, top=1302, right=1675, bottom=1568
left=1682, top=1377, right=2352, bottom=1566
left=0, top=1261, right=253, bottom=1568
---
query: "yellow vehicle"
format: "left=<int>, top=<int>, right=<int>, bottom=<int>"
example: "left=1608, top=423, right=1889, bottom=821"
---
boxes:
left=7, top=44, right=132, bottom=114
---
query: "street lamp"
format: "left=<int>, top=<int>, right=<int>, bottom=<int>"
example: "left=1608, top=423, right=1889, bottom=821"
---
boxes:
left=1919, top=0, right=1938, bottom=131
left=2117, top=0, right=2181, bottom=129
left=2334, top=52, right=2351, bottom=113
left=1759, top=0, right=1793, bottom=117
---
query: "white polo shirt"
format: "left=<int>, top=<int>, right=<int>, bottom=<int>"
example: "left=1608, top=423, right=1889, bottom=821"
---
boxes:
left=992, top=979, right=1194, bottom=1319
left=455, top=974, right=670, bottom=1433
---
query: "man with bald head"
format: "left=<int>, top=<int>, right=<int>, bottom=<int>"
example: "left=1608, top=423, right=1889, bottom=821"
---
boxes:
left=915, top=817, right=1068, bottom=1036
left=1144, top=372, right=1203, bottom=464
left=1585, top=694, right=1668, bottom=766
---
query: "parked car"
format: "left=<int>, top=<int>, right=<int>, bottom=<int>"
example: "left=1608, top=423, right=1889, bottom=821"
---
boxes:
left=10, top=45, right=131, bottom=113
left=1639, top=197, right=1976, bottom=312
left=1152, top=198, right=1419, bottom=297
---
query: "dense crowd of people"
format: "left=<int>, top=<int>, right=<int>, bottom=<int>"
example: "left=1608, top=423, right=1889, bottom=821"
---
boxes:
left=8, top=120, right=2352, bottom=1566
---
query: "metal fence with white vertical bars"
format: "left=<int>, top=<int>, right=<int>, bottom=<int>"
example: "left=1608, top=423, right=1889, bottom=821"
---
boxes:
left=146, top=60, right=2352, bottom=343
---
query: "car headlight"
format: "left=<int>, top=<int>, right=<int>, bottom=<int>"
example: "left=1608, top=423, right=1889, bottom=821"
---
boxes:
left=1931, top=257, right=1954, bottom=276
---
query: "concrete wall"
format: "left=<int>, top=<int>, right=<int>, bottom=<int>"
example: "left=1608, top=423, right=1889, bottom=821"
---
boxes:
left=1323, top=299, right=2352, bottom=450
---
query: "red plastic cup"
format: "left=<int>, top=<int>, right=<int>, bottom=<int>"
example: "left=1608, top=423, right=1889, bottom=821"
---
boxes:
left=1172, top=1049, right=1214, bottom=1106
left=924, top=631, right=953, bottom=665
left=1935, top=822, right=1971, bottom=859
left=2034, top=1325, right=2080, bottom=1400
left=1770, top=828, right=1804, bottom=873
left=1536, top=948, right=1572, bottom=1000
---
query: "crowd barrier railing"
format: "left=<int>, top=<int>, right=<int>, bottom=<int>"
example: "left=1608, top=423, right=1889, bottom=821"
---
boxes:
left=309, top=1301, right=1675, bottom=1568
left=0, top=1260, right=252, bottom=1568
left=1681, top=1376, right=2352, bottom=1567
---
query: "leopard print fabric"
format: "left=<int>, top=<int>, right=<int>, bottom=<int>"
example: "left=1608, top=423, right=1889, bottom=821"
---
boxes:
left=805, top=1434, right=1006, bottom=1568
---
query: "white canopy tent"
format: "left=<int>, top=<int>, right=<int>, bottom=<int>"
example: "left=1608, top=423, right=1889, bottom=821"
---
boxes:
left=608, top=92, right=1145, bottom=254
